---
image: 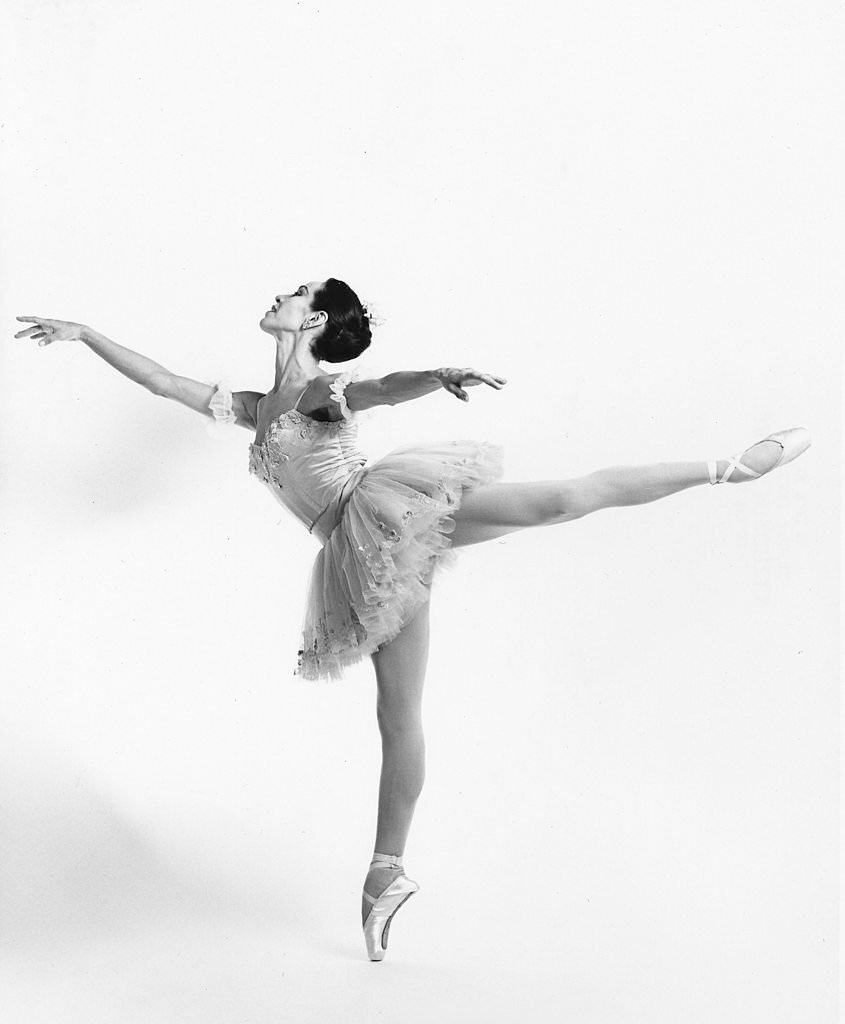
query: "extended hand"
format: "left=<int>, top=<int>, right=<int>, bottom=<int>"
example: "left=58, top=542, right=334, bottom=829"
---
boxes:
left=434, top=367, right=507, bottom=402
left=15, top=316, right=87, bottom=346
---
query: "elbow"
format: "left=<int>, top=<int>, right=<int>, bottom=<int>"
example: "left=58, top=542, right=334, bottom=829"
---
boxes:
left=377, top=379, right=397, bottom=406
left=147, top=373, right=173, bottom=398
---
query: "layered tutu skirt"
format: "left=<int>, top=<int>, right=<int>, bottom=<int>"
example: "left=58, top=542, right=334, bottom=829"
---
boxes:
left=297, top=439, right=504, bottom=680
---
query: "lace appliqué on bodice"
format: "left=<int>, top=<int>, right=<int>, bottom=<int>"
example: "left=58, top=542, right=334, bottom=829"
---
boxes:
left=205, top=374, right=506, bottom=681
left=246, top=369, right=363, bottom=489
left=247, top=409, right=352, bottom=487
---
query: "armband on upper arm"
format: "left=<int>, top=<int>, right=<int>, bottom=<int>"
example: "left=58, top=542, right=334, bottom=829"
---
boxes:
left=208, top=383, right=237, bottom=425
left=328, top=370, right=362, bottom=420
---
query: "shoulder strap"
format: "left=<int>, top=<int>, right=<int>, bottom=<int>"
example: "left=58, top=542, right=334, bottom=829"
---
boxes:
left=291, top=379, right=313, bottom=412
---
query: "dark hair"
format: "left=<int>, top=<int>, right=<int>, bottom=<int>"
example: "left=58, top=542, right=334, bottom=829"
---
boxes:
left=308, top=278, right=373, bottom=363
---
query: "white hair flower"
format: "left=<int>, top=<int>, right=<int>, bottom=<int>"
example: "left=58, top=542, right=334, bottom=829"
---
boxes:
left=362, top=301, right=386, bottom=328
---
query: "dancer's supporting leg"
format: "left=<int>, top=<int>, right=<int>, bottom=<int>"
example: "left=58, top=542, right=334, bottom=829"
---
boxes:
left=363, top=597, right=430, bottom=925
left=449, top=443, right=785, bottom=547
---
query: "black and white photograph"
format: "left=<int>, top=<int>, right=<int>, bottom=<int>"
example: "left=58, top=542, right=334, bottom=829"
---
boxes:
left=1, top=2, right=840, bottom=1021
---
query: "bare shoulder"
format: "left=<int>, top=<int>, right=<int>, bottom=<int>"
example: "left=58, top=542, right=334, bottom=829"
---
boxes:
left=300, top=373, right=349, bottom=422
left=306, top=370, right=385, bottom=417
left=232, top=389, right=264, bottom=429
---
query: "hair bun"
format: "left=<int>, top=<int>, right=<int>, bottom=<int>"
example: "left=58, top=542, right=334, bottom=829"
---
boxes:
left=309, top=278, right=374, bottom=364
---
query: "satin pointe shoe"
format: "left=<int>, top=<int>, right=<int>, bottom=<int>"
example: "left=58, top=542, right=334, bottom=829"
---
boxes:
left=707, top=427, right=811, bottom=485
left=362, top=853, right=420, bottom=962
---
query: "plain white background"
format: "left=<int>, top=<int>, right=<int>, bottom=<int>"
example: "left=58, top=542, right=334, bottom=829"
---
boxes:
left=1, top=1, right=840, bottom=1021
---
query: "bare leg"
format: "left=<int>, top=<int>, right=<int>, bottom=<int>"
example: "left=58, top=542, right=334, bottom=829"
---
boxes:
left=355, top=441, right=787, bottom=924
left=362, top=597, right=430, bottom=925
left=449, top=444, right=783, bottom=547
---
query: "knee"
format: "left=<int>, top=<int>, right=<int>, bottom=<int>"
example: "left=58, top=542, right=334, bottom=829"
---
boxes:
left=376, top=712, right=426, bottom=792
left=376, top=705, right=424, bottom=742
left=545, top=480, right=597, bottom=522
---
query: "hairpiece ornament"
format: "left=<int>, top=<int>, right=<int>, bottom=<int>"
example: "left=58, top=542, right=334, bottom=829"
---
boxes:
left=361, top=301, right=386, bottom=328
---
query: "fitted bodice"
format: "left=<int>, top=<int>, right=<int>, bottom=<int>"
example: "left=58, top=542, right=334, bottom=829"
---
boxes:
left=248, top=409, right=368, bottom=542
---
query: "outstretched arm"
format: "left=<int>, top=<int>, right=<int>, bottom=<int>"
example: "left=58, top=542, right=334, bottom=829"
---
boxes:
left=14, top=316, right=260, bottom=429
left=342, top=367, right=508, bottom=411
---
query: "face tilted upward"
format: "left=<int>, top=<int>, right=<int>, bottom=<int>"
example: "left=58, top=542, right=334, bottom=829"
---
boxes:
left=259, top=280, right=327, bottom=334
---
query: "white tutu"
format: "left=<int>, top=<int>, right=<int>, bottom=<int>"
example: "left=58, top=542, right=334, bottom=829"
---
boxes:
left=206, top=372, right=505, bottom=682
left=297, top=439, right=504, bottom=680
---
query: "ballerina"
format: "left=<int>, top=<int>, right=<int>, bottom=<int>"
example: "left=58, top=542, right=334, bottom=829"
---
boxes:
left=15, top=277, right=811, bottom=961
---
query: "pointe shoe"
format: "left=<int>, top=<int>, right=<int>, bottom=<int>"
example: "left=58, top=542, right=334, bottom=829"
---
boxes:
left=707, top=427, right=811, bottom=485
left=362, top=854, right=419, bottom=962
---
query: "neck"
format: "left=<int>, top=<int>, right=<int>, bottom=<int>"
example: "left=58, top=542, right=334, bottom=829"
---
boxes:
left=272, top=331, right=320, bottom=392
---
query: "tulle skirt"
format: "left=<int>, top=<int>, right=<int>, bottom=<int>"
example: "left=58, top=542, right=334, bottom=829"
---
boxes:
left=296, top=439, right=504, bottom=681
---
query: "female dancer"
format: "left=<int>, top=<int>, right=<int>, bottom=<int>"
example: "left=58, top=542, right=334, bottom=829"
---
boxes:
left=15, top=278, right=810, bottom=961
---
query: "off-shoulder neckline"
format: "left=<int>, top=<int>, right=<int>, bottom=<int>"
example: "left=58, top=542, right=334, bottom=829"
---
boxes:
left=250, top=371, right=357, bottom=448
left=250, top=407, right=348, bottom=449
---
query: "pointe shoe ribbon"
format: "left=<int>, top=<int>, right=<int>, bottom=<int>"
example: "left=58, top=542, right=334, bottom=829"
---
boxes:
left=362, top=874, right=420, bottom=961
left=708, top=427, right=811, bottom=485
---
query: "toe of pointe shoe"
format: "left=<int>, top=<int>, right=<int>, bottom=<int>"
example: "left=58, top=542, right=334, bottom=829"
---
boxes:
left=362, top=876, right=419, bottom=961
left=765, top=427, right=812, bottom=469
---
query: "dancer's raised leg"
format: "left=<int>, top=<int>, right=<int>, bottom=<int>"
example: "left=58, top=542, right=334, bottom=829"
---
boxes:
left=362, top=597, right=430, bottom=926
left=449, top=440, right=790, bottom=547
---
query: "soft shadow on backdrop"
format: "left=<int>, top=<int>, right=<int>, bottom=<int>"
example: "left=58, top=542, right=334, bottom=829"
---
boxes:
left=1, top=2, right=840, bottom=1022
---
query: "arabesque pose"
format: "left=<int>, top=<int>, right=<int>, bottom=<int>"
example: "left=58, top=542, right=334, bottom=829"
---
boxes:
left=15, top=278, right=811, bottom=961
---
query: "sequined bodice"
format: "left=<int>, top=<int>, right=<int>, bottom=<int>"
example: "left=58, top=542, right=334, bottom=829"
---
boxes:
left=248, top=409, right=368, bottom=541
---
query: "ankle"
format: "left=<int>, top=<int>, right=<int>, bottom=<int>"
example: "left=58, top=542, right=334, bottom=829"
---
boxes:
left=370, top=851, right=404, bottom=871
left=365, top=851, right=405, bottom=891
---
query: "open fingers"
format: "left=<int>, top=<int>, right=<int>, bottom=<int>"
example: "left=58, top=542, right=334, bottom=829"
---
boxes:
left=439, top=367, right=507, bottom=402
left=462, top=371, right=508, bottom=389
left=14, top=324, right=46, bottom=339
left=15, top=317, right=58, bottom=347
left=446, top=382, right=468, bottom=401
left=15, top=317, right=54, bottom=339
